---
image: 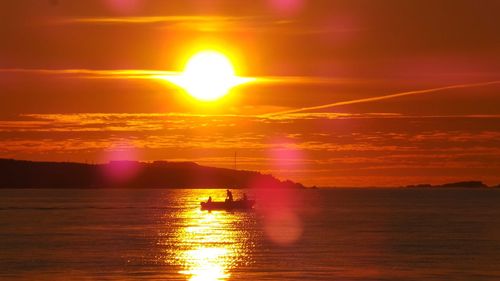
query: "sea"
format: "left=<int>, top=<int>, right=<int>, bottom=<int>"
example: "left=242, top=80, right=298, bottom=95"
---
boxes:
left=1, top=188, right=500, bottom=280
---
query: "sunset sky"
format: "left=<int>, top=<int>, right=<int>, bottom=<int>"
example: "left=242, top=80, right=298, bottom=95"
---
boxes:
left=1, top=0, right=499, bottom=186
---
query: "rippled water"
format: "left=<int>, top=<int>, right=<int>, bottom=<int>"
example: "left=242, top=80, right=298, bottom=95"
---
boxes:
left=1, top=188, right=500, bottom=280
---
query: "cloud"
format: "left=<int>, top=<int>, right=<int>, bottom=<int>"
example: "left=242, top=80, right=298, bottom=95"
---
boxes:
left=0, top=68, right=361, bottom=86
left=1, top=113, right=499, bottom=133
left=262, top=112, right=500, bottom=121
left=57, top=15, right=262, bottom=25
left=50, top=14, right=363, bottom=35
left=1, top=113, right=499, bottom=186
left=264, top=80, right=500, bottom=116
left=0, top=68, right=177, bottom=79
left=53, top=15, right=297, bottom=33
left=254, top=76, right=365, bottom=85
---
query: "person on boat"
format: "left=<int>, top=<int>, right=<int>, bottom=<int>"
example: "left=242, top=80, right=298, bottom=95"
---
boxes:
left=226, top=189, right=233, bottom=202
left=207, top=196, right=212, bottom=203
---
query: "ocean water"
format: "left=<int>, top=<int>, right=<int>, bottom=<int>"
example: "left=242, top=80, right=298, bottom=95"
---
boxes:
left=1, top=188, right=500, bottom=280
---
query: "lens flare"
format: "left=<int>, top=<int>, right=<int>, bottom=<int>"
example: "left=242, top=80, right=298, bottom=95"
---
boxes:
left=264, top=209, right=303, bottom=245
left=100, top=140, right=141, bottom=184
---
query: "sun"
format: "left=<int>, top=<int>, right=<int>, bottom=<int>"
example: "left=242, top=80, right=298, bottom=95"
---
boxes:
left=165, top=51, right=252, bottom=101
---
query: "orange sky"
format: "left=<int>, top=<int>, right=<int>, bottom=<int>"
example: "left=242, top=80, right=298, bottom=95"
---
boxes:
left=1, top=0, right=500, bottom=186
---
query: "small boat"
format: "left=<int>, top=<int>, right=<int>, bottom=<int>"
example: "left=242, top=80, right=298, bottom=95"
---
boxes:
left=200, top=199, right=255, bottom=211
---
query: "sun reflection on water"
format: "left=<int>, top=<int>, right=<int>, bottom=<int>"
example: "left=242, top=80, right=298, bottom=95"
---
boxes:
left=179, top=210, right=235, bottom=281
left=162, top=191, right=255, bottom=281
left=180, top=247, right=230, bottom=281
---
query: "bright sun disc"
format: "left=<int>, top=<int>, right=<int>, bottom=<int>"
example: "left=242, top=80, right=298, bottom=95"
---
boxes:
left=165, top=51, right=251, bottom=101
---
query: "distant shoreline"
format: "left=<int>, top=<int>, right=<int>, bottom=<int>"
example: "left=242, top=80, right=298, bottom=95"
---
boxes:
left=1, top=159, right=497, bottom=190
left=0, top=158, right=305, bottom=189
left=403, top=181, right=499, bottom=189
left=314, top=181, right=500, bottom=189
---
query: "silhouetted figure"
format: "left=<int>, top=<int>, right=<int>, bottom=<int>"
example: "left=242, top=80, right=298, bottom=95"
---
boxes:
left=243, top=193, right=248, bottom=201
left=207, top=196, right=212, bottom=203
left=226, top=189, right=233, bottom=202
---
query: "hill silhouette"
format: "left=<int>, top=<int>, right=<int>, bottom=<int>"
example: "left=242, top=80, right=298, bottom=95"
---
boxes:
left=0, top=159, right=305, bottom=189
left=405, top=181, right=490, bottom=188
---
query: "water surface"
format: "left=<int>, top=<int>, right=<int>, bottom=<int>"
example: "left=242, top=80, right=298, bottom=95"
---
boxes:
left=1, top=188, right=500, bottom=280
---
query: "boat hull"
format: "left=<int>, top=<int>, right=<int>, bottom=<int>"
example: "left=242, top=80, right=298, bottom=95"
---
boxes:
left=200, top=200, right=255, bottom=211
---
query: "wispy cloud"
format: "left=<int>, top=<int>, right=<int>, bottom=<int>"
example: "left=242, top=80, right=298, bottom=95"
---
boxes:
left=0, top=68, right=177, bottom=79
left=0, top=68, right=361, bottom=88
left=57, top=15, right=261, bottom=25
left=264, top=80, right=500, bottom=116
left=1, top=112, right=499, bottom=133
left=263, top=113, right=500, bottom=121
left=1, top=113, right=499, bottom=186
left=54, top=15, right=295, bottom=33
left=52, top=15, right=358, bottom=34
left=255, top=76, right=365, bottom=85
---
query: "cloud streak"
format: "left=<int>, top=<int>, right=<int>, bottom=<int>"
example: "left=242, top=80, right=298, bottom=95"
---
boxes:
left=53, top=15, right=297, bottom=33
left=1, top=113, right=499, bottom=186
left=57, top=15, right=261, bottom=25
left=0, top=68, right=357, bottom=86
left=0, top=68, right=177, bottom=79
left=264, top=80, right=500, bottom=116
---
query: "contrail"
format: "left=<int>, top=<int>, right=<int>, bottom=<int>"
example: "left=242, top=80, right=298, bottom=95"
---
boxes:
left=263, top=80, right=500, bottom=117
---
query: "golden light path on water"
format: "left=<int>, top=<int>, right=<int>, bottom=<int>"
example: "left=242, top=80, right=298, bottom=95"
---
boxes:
left=179, top=210, right=234, bottom=281
left=159, top=190, right=257, bottom=281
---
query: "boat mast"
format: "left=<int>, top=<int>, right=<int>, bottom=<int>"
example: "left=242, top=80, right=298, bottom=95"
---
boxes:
left=234, top=151, right=237, bottom=170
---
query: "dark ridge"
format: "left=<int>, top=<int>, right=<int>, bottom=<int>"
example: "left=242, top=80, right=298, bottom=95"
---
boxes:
left=0, top=158, right=305, bottom=189
left=405, top=181, right=490, bottom=188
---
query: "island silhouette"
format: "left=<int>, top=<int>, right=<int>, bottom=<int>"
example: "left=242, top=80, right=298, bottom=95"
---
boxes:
left=405, top=181, right=496, bottom=188
left=0, top=158, right=305, bottom=189
left=1, top=159, right=497, bottom=189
